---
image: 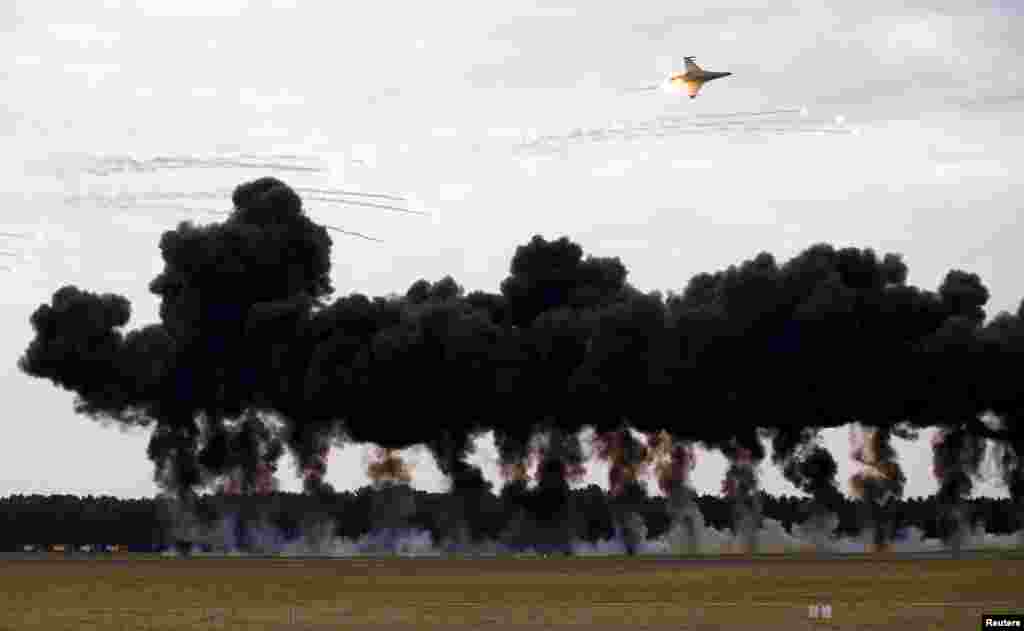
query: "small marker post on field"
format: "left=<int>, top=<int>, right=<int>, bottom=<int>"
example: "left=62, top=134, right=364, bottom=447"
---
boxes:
left=808, top=603, right=833, bottom=622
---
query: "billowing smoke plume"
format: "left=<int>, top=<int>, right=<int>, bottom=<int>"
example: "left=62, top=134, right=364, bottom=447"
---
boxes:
left=648, top=431, right=701, bottom=553
left=593, top=430, right=647, bottom=498
left=301, top=444, right=333, bottom=496
left=975, top=305, right=1024, bottom=542
left=772, top=429, right=842, bottom=550
left=204, top=412, right=283, bottom=552
left=529, top=429, right=587, bottom=554
left=998, top=441, right=1024, bottom=543
left=20, top=177, right=337, bottom=552
left=20, top=177, right=1024, bottom=556
left=205, top=412, right=282, bottom=496
left=362, top=448, right=417, bottom=554
left=931, top=429, right=986, bottom=555
left=499, top=452, right=537, bottom=485
left=721, top=444, right=763, bottom=553
left=592, top=429, right=649, bottom=555
left=849, top=425, right=906, bottom=550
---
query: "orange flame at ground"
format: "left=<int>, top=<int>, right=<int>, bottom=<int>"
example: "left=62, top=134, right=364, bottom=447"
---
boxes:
left=500, top=446, right=539, bottom=483
left=848, top=426, right=899, bottom=502
left=593, top=430, right=649, bottom=497
left=367, top=448, right=413, bottom=486
left=647, top=431, right=696, bottom=495
left=848, top=425, right=904, bottom=553
left=501, top=461, right=531, bottom=483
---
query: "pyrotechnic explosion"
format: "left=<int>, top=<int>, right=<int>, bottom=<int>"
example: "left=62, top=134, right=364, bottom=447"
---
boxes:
left=931, top=429, right=986, bottom=556
left=367, top=447, right=413, bottom=487
left=19, top=177, right=1024, bottom=557
left=721, top=445, right=763, bottom=553
left=592, top=429, right=650, bottom=555
left=649, top=431, right=701, bottom=553
left=849, top=425, right=906, bottom=551
left=776, top=435, right=843, bottom=551
left=362, top=447, right=419, bottom=553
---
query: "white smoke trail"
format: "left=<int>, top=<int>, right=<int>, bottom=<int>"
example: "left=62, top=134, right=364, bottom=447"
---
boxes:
left=517, top=107, right=857, bottom=155
left=73, top=153, right=327, bottom=177
left=63, top=183, right=411, bottom=242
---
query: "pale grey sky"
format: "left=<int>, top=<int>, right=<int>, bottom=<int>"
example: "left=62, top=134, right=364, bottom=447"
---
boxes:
left=1, top=0, right=1021, bottom=500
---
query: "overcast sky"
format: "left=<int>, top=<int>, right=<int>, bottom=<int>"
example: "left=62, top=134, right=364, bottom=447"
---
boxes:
left=1, top=0, right=1021, bottom=501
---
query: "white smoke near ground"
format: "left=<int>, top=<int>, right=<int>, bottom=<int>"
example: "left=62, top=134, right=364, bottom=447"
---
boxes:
left=574, top=515, right=1022, bottom=557
left=156, top=429, right=1022, bottom=559
left=165, top=523, right=443, bottom=558
left=161, top=501, right=1023, bottom=558
left=279, top=527, right=440, bottom=558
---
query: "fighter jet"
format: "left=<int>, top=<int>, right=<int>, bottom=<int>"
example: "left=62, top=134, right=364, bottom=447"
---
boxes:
left=670, top=57, right=732, bottom=98
left=624, top=57, right=733, bottom=98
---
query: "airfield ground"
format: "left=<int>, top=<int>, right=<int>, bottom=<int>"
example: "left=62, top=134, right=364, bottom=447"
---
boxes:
left=2, top=554, right=1022, bottom=630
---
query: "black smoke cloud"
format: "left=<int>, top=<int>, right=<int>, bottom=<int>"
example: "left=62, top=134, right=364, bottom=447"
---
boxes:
left=20, top=177, right=1024, bottom=552
left=22, top=177, right=333, bottom=501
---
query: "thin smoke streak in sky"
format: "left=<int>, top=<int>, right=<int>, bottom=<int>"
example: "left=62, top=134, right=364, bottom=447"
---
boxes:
left=68, top=190, right=419, bottom=215
left=0, top=247, right=30, bottom=272
left=60, top=154, right=425, bottom=228
left=102, top=199, right=410, bottom=229
left=65, top=198, right=386, bottom=243
left=0, top=248, right=34, bottom=268
left=518, top=107, right=854, bottom=154
left=302, top=195, right=428, bottom=217
left=294, top=187, right=407, bottom=203
left=115, top=191, right=230, bottom=201
left=693, top=108, right=804, bottom=120
left=65, top=196, right=221, bottom=214
left=235, top=153, right=312, bottom=162
left=76, top=154, right=328, bottom=177
left=84, top=161, right=324, bottom=176
left=324, top=226, right=385, bottom=242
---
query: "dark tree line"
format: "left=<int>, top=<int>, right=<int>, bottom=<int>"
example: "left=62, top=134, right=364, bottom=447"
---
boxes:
left=0, top=490, right=1018, bottom=551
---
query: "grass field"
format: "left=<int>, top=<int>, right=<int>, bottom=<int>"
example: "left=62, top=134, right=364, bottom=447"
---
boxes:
left=3, top=554, right=1022, bottom=630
